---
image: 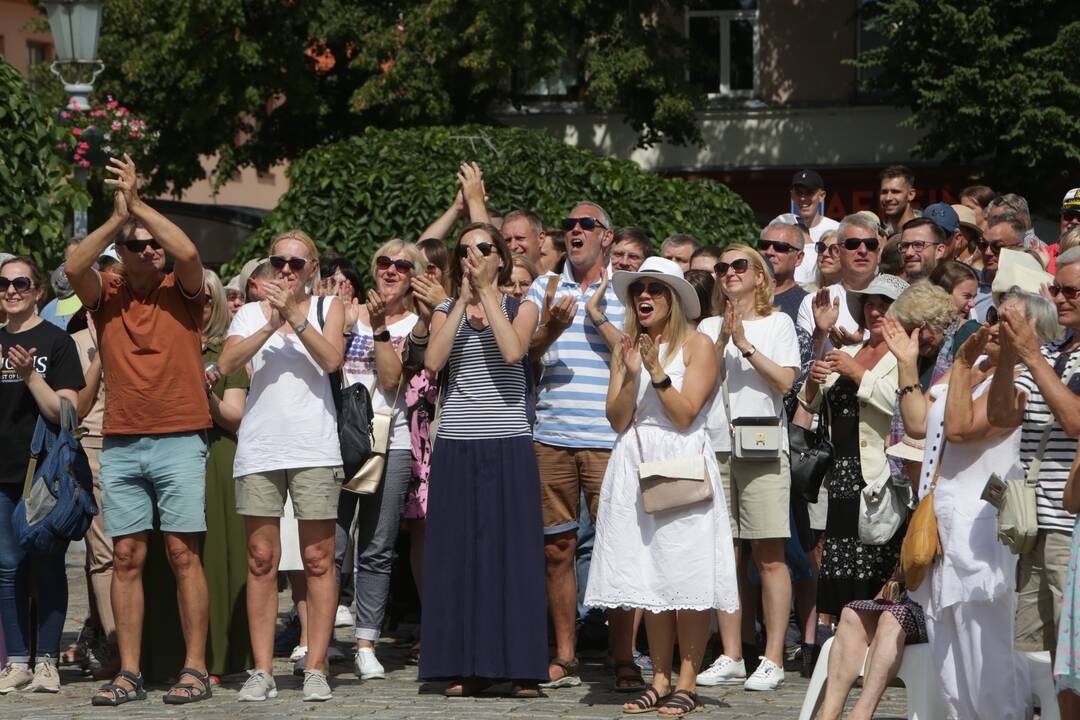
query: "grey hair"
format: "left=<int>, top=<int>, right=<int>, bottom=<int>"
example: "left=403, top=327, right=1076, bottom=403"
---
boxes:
left=502, top=209, right=544, bottom=236
left=988, top=193, right=1032, bottom=228
left=987, top=213, right=1027, bottom=248
left=760, top=221, right=805, bottom=249
left=1057, top=246, right=1080, bottom=269
left=837, top=212, right=880, bottom=240
left=661, top=233, right=701, bottom=253
left=999, top=286, right=1064, bottom=344
left=571, top=201, right=612, bottom=230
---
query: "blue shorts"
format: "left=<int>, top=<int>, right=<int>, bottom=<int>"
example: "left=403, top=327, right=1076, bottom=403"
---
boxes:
left=100, top=431, right=208, bottom=537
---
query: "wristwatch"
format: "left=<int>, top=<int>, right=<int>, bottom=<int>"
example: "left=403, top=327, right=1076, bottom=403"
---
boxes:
left=373, top=329, right=391, bottom=342
left=293, top=319, right=310, bottom=335
left=651, top=375, right=672, bottom=389
left=741, top=345, right=756, bottom=359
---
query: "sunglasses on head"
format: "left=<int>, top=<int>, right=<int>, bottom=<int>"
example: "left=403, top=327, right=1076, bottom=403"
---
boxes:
left=714, top=258, right=751, bottom=276
left=375, top=256, right=416, bottom=272
left=268, top=255, right=309, bottom=271
left=0, top=276, right=34, bottom=294
left=758, top=239, right=799, bottom=254
left=561, top=217, right=606, bottom=231
left=1048, top=284, right=1080, bottom=301
left=456, top=242, right=494, bottom=258
left=842, top=237, right=880, bottom=252
left=628, top=280, right=669, bottom=297
left=122, top=239, right=161, bottom=253
left=815, top=241, right=839, bottom=256
left=985, top=306, right=999, bottom=326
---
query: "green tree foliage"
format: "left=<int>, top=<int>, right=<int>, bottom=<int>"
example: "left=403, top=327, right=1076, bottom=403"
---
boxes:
left=0, top=60, right=87, bottom=268
left=856, top=0, right=1080, bottom=207
left=227, top=125, right=756, bottom=275
left=68, top=0, right=706, bottom=195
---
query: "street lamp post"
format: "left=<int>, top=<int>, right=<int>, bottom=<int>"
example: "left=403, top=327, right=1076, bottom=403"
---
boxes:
left=45, top=0, right=104, bottom=237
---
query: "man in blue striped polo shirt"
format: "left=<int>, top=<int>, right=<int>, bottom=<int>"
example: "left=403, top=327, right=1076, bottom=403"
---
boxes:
left=526, top=201, right=634, bottom=690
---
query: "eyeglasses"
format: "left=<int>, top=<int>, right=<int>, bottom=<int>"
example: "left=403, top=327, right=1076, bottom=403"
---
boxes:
left=0, top=276, right=34, bottom=294
left=714, top=258, right=751, bottom=276
left=898, top=240, right=939, bottom=252
left=628, top=281, right=669, bottom=297
left=561, top=217, right=607, bottom=231
left=985, top=306, right=999, bottom=326
left=269, top=255, right=309, bottom=271
left=815, top=241, right=840, bottom=256
left=842, top=237, right=880, bottom=252
left=758, top=240, right=799, bottom=254
left=122, top=239, right=162, bottom=253
left=375, top=256, right=416, bottom=272
left=1048, top=284, right=1080, bottom=301
left=976, top=240, right=1021, bottom=255
left=456, top=242, right=494, bottom=258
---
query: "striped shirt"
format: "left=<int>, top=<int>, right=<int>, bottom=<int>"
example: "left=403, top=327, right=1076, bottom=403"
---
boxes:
left=434, top=297, right=531, bottom=440
left=525, top=267, right=625, bottom=449
left=1014, top=336, right=1080, bottom=532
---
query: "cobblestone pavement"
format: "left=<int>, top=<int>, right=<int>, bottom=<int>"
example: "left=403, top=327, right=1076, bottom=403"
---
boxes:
left=0, top=551, right=909, bottom=719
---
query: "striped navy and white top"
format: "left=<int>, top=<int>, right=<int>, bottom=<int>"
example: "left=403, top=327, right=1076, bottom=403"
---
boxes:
left=434, top=297, right=531, bottom=440
left=1014, top=336, right=1080, bottom=532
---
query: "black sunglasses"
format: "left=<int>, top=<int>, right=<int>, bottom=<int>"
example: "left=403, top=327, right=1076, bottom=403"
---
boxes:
left=1049, top=284, right=1080, bottom=301
left=562, top=217, right=606, bottom=231
left=842, top=237, right=880, bottom=252
left=815, top=241, right=839, bottom=256
left=375, top=256, right=416, bottom=272
left=269, top=255, right=309, bottom=271
left=0, top=276, right=34, bottom=294
left=122, top=239, right=161, bottom=253
left=985, top=306, right=999, bottom=326
left=976, top=240, right=1020, bottom=255
left=714, top=258, right=751, bottom=276
left=456, top=242, right=494, bottom=258
left=758, top=239, right=799, bottom=254
left=628, top=281, right=669, bottom=297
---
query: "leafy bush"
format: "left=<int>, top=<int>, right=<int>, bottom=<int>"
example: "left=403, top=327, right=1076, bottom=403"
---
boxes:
left=0, top=60, right=86, bottom=268
left=228, top=125, right=757, bottom=276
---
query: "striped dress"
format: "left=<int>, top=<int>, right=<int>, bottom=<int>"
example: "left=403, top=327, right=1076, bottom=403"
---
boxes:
left=418, top=295, right=548, bottom=682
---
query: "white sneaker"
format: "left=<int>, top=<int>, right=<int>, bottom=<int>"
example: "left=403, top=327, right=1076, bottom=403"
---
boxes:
left=334, top=605, right=354, bottom=628
left=0, top=663, right=32, bottom=694
left=354, top=647, right=385, bottom=679
left=696, top=655, right=746, bottom=686
left=289, top=645, right=308, bottom=662
left=237, top=670, right=278, bottom=702
left=302, top=669, right=332, bottom=702
left=743, top=656, right=785, bottom=691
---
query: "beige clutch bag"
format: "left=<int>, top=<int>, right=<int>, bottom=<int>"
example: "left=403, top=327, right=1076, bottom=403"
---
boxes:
left=634, top=425, right=713, bottom=514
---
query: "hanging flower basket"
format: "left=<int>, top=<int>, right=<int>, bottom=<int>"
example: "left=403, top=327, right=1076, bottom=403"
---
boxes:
left=54, top=95, right=159, bottom=172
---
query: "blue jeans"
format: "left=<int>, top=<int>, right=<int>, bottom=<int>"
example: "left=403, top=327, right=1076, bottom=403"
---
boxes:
left=0, top=483, right=69, bottom=661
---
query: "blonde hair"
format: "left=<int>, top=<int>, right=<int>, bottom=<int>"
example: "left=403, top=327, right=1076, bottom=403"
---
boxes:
left=202, top=269, right=230, bottom=346
left=1061, top=227, right=1080, bottom=253
left=269, top=229, right=319, bottom=261
left=509, top=254, right=540, bottom=281
left=368, top=238, right=427, bottom=280
left=711, top=245, right=776, bottom=318
left=887, top=280, right=957, bottom=332
left=622, top=280, right=693, bottom=367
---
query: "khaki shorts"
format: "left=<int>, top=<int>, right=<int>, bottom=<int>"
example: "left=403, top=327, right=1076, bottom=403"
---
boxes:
left=236, top=466, right=343, bottom=521
left=534, top=441, right=609, bottom=536
left=714, top=452, right=738, bottom=538
left=725, top=451, right=791, bottom=540
left=1015, top=528, right=1071, bottom=652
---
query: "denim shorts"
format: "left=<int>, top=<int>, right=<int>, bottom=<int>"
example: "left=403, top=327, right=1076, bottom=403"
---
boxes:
left=100, top=431, right=208, bottom=537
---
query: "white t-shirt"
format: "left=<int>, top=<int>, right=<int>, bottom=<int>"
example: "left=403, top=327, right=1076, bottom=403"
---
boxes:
left=697, top=321, right=731, bottom=451
left=229, top=299, right=343, bottom=476
left=795, top=282, right=861, bottom=355
left=794, top=216, right=839, bottom=285
left=342, top=314, right=419, bottom=451
left=699, top=312, right=801, bottom=450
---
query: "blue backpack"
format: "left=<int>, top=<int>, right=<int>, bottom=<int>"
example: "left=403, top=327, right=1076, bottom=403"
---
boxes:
left=13, top=398, right=97, bottom=554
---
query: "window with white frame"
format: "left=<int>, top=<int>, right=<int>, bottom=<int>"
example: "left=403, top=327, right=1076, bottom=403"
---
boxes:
left=685, top=0, right=758, bottom=98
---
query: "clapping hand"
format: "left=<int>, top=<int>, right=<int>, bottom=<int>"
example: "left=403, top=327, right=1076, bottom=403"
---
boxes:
left=585, top=268, right=608, bottom=321
left=261, top=280, right=287, bottom=329
left=548, top=294, right=577, bottom=327
left=812, top=287, right=840, bottom=334
left=344, top=297, right=362, bottom=329
left=881, top=316, right=919, bottom=367
left=825, top=349, right=860, bottom=381
left=6, top=345, right=38, bottom=381
left=954, top=325, right=990, bottom=368
left=458, top=162, right=486, bottom=212
left=104, top=153, right=139, bottom=207
left=618, top=333, right=642, bottom=375
left=725, top=304, right=749, bottom=353
left=809, top=359, right=832, bottom=385
left=829, top=326, right=863, bottom=347
left=639, top=334, right=662, bottom=379
left=999, top=306, right=1041, bottom=365
left=411, top=274, right=447, bottom=322
left=366, top=290, right=388, bottom=331
left=465, top=244, right=500, bottom=288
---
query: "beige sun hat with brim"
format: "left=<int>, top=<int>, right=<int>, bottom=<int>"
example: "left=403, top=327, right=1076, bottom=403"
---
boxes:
left=845, top=274, right=910, bottom=324
left=886, top=434, right=926, bottom=463
left=612, top=256, right=701, bottom=321
left=991, top=248, right=1053, bottom=304
left=951, top=204, right=982, bottom=237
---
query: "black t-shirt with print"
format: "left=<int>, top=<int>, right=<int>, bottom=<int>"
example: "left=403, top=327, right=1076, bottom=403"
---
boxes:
left=0, top=321, right=85, bottom=482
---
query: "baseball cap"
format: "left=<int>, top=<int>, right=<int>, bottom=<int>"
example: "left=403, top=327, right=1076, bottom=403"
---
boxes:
left=51, top=264, right=83, bottom=316
left=98, top=243, right=121, bottom=264
left=923, top=203, right=960, bottom=234
left=1062, top=188, right=1080, bottom=214
left=791, top=170, right=824, bottom=191
left=770, top=212, right=809, bottom=229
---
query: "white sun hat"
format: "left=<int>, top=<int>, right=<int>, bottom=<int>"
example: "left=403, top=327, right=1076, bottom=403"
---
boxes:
left=612, top=256, right=701, bottom=320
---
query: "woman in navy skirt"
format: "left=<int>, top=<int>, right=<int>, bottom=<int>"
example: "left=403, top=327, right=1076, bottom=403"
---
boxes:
left=420, top=222, right=546, bottom=697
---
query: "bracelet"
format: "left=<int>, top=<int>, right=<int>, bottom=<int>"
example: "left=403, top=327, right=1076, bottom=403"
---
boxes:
left=409, top=331, right=429, bottom=345
left=896, top=384, right=919, bottom=398
left=651, top=375, right=672, bottom=389
left=293, top=319, right=310, bottom=335
left=593, top=314, right=609, bottom=328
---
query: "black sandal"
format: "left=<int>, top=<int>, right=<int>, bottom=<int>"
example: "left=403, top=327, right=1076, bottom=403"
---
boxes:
left=91, top=670, right=147, bottom=706
left=612, top=660, right=646, bottom=693
left=444, top=677, right=494, bottom=697
left=622, top=685, right=667, bottom=714
left=658, top=689, right=703, bottom=716
left=162, top=666, right=212, bottom=705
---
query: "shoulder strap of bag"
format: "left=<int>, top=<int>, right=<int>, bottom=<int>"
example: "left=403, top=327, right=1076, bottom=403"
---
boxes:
left=926, top=438, right=947, bottom=496
left=317, top=295, right=326, bottom=328
left=1027, top=347, right=1080, bottom=486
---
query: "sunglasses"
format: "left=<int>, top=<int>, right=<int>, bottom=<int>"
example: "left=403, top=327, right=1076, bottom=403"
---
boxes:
left=976, top=240, right=1021, bottom=255
left=0, top=276, right=34, bottom=294
left=758, top=239, right=799, bottom=254
left=375, top=256, right=416, bottom=272
left=122, top=239, right=162, bottom=253
left=985, top=306, right=999, bottom=326
left=628, top=281, right=669, bottom=297
left=815, top=241, right=840, bottom=256
left=456, top=242, right=494, bottom=258
left=714, top=258, right=751, bottom=276
left=268, top=255, right=309, bottom=271
left=561, top=217, right=607, bottom=231
left=842, top=237, right=880, bottom=252
left=1048, top=284, right=1080, bottom=301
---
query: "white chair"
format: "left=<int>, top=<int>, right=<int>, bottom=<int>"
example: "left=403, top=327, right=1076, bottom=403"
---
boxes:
left=1026, top=651, right=1058, bottom=720
left=798, top=636, right=948, bottom=720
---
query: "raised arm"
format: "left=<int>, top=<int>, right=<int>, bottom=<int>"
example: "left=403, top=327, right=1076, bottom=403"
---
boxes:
left=365, top=291, right=406, bottom=392
left=1000, top=307, right=1080, bottom=436
left=420, top=189, right=465, bottom=241
left=66, top=187, right=128, bottom=309
left=458, top=162, right=490, bottom=225
left=729, top=308, right=797, bottom=397
left=986, top=319, right=1028, bottom=429
left=882, top=317, right=928, bottom=438
left=583, top=269, right=620, bottom=351
left=646, top=332, right=718, bottom=433
left=606, top=334, right=640, bottom=434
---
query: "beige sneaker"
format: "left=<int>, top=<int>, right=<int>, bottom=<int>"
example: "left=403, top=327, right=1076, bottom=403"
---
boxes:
left=0, top=664, right=33, bottom=694
left=28, top=662, right=60, bottom=693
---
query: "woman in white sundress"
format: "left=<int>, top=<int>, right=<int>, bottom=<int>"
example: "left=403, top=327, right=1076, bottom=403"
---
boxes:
left=584, top=257, right=739, bottom=718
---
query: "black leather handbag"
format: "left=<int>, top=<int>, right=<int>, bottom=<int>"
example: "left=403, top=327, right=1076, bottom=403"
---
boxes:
left=317, top=296, right=375, bottom=480
left=789, top=401, right=832, bottom=504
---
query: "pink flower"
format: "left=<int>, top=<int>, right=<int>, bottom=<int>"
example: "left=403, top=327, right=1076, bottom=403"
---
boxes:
left=129, top=131, right=140, bottom=138
left=78, top=142, right=90, bottom=150
left=80, top=160, right=90, bottom=168
left=117, top=107, right=128, bottom=116
left=60, top=111, right=70, bottom=119
left=91, top=110, right=106, bottom=117
left=107, top=100, right=118, bottom=110
left=72, top=127, right=82, bottom=136
left=111, top=121, right=122, bottom=131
